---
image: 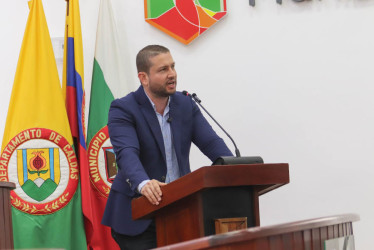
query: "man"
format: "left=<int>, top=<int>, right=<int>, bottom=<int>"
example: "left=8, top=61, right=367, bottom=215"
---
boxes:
left=102, top=45, right=233, bottom=250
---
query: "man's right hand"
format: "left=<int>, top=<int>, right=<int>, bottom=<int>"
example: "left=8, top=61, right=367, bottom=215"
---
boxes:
left=140, top=179, right=167, bottom=205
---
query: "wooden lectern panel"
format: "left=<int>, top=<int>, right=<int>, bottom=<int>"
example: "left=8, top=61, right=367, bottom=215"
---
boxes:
left=156, top=193, right=204, bottom=246
left=155, top=186, right=258, bottom=246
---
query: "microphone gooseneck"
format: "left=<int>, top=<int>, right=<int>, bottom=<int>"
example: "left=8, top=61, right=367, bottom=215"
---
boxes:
left=182, top=90, right=241, bottom=157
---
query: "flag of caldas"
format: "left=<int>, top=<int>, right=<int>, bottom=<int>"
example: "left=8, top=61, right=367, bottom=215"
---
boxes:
left=0, top=0, right=86, bottom=249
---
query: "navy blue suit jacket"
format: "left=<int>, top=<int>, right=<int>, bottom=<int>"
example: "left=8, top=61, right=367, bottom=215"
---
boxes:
left=102, top=86, right=233, bottom=235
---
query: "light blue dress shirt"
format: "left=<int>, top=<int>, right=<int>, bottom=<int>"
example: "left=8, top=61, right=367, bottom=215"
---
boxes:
left=137, top=94, right=180, bottom=192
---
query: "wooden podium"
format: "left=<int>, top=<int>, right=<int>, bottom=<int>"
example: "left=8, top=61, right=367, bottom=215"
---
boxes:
left=132, top=164, right=289, bottom=247
left=0, top=182, right=15, bottom=249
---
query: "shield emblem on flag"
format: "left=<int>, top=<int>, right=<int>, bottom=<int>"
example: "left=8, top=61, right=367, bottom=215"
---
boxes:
left=103, top=147, right=117, bottom=183
left=87, top=126, right=117, bottom=197
left=17, top=148, right=61, bottom=202
left=145, top=0, right=227, bottom=44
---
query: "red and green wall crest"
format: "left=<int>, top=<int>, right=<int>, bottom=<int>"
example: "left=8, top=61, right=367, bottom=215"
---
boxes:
left=145, top=0, right=227, bottom=44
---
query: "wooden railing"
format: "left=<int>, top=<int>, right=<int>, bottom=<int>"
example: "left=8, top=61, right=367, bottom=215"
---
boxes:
left=155, top=214, right=360, bottom=250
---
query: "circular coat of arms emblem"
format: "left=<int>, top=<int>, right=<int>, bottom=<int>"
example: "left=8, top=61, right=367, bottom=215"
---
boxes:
left=87, top=126, right=116, bottom=197
left=0, top=128, right=79, bottom=214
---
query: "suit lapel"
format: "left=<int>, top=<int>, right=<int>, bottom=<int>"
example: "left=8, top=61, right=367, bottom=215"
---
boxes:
left=134, top=87, right=166, bottom=163
left=169, top=96, right=183, bottom=170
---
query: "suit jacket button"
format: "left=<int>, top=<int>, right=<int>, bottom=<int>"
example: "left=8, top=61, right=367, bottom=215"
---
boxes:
left=126, top=179, right=132, bottom=187
left=161, top=176, right=166, bottom=182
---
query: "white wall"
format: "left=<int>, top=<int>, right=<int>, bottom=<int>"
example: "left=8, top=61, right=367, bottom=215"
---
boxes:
left=1, top=0, right=374, bottom=248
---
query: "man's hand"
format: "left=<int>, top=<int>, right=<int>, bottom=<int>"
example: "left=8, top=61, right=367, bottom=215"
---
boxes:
left=140, top=179, right=167, bottom=205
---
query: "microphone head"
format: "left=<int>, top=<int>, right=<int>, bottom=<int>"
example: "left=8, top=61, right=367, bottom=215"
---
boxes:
left=191, top=93, right=201, bottom=103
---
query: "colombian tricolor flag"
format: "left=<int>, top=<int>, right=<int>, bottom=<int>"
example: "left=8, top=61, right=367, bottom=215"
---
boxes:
left=62, top=0, right=94, bottom=247
left=63, top=0, right=85, bottom=143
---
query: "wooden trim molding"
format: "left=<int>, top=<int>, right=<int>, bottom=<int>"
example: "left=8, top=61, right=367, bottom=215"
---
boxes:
left=156, top=214, right=360, bottom=250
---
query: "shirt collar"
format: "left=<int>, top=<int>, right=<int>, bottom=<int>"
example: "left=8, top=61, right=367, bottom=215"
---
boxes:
left=144, top=91, right=171, bottom=116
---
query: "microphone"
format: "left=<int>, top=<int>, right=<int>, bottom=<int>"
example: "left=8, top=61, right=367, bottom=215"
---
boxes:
left=182, top=90, right=241, bottom=157
left=167, top=117, right=172, bottom=123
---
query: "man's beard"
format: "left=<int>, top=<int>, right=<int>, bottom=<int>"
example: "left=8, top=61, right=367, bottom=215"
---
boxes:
left=149, top=82, right=176, bottom=98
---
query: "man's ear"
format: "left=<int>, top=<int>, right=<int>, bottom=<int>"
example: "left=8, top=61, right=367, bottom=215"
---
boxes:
left=138, top=72, right=148, bottom=87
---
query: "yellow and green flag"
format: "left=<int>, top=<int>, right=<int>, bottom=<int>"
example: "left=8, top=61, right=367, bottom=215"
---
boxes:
left=0, top=0, right=86, bottom=248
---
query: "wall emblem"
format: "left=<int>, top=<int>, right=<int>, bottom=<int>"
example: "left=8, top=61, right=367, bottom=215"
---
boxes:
left=145, top=0, right=227, bottom=44
left=87, top=126, right=117, bottom=197
left=0, top=128, right=79, bottom=214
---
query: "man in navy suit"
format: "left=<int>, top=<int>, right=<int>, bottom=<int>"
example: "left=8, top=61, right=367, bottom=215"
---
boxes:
left=102, top=45, right=233, bottom=250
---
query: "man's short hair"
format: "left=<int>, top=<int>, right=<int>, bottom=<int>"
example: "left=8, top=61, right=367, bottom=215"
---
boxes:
left=136, top=45, right=170, bottom=74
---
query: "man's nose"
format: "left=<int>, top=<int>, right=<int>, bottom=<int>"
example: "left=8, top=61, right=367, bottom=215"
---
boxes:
left=168, top=69, right=176, bottom=78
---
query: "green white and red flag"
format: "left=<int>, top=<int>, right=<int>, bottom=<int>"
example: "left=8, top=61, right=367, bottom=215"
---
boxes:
left=87, top=0, right=134, bottom=249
